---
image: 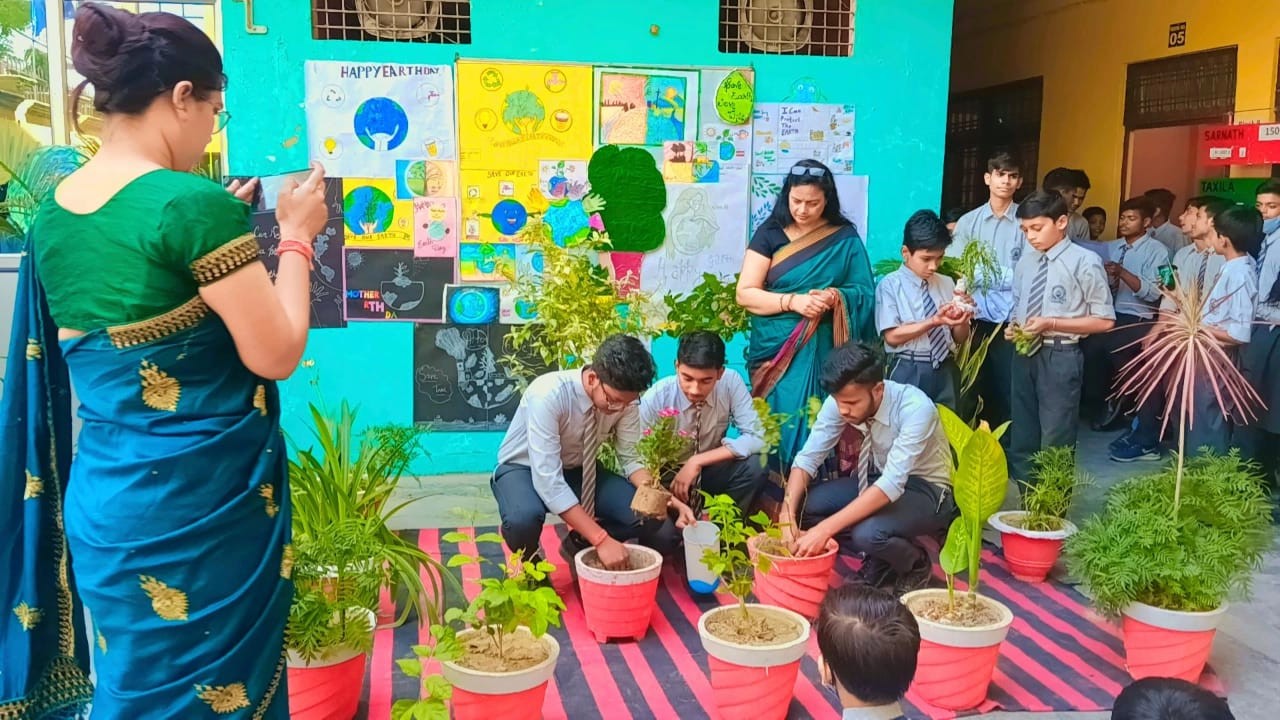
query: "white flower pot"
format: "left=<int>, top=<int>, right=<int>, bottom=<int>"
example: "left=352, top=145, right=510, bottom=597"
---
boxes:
left=697, top=603, right=810, bottom=720
left=902, top=589, right=1013, bottom=711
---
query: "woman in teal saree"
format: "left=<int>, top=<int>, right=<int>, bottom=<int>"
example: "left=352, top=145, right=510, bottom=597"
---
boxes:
left=1, top=5, right=329, bottom=718
left=737, top=160, right=877, bottom=477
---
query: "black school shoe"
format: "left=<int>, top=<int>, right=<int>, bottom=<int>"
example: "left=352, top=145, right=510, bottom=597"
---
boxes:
left=849, top=556, right=895, bottom=589
left=893, top=543, right=935, bottom=595
left=556, top=531, right=590, bottom=578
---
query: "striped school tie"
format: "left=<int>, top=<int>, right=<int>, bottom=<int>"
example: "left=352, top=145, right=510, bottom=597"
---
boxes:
left=1025, top=255, right=1049, bottom=356
left=919, top=280, right=951, bottom=368
left=1111, top=243, right=1129, bottom=293
left=688, top=401, right=705, bottom=514
left=1195, top=251, right=1209, bottom=298
left=579, top=407, right=600, bottom=516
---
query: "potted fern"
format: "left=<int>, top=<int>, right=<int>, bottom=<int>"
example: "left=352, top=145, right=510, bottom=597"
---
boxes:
left=901, top=406, right=1014, bottom=711
left=1067, top=281, right=1273, bottom=682
left=988, top=446, right=1090, bottom=582
left=394, top=532, right=566, bottom=720
left=696, top=494, right=810, bottom=720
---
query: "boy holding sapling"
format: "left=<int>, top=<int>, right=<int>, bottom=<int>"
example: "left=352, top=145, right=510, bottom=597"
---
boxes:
left=1006, top=190, right=1115, bottom=484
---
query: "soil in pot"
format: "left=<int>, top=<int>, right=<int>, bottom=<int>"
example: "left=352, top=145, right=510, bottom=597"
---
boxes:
left=1004, top=514, right=1067, bottom=532
left=909, top=593, right=1003, bottom=628
left=753, top=538, right=793, bottom=557
left=705, top=606, right=804, bottom=646
left=455, top=630, right=550, bottom=674
left=630, top=485, right=671, bottom=519
left=579, top=547, right=656, bottom=571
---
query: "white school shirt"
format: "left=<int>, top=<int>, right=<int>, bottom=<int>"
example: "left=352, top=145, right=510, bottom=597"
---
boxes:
left=875, top=265, right=957, bottom=357
left=1010, top=239, right=1115, bottom=340
left=496, top=368, right=645, bottom=514
left=1161, top=244, right=1224, bottom=313
left=842, top=704, right=906, bottom=720
left=1108, top=233, right=1170, bottom=319
left=639, top=372, right=766, bottom=461
left=792, top=382, right=951, bottom=502
left=1202, top=256, right=1258, bottom=344
left=1151, top=221, right=1190, bottom=255
left=950, top=201, right=1027, bottom=323
left=1255, top=228, right=1280, bottom=325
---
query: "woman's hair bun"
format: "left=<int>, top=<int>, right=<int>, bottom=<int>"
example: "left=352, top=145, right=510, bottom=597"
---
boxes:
left=71, top=3, right=145, bottom=85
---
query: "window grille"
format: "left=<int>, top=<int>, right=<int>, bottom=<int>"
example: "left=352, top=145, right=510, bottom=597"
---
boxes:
left=312, top=0, right=472, bottom=44
left=942, top=78, right=1043, bottom=212
left=1125, top=47, right=1237, bottom=129
left=718, top=0, right=854, bottom=57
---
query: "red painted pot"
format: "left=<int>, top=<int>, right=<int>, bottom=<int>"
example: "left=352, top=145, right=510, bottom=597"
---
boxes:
left=442, top=628, right=560, bottom=720
left=748, top=534, right=838, bottom=620
left=698, top=604, right=810, bottom=720
left=1122, top=601, right=1227, bottom=682
left=575, top=544, right=664, bottom=642
left=904, top=589, right=1013, bottom=711
left=286, top=650, right=368, bottom=720
left=989, top=511, right=1077, bottom=583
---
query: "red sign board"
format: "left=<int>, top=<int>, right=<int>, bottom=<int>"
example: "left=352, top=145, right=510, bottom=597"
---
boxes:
left=1199, top=123, right=1280, bottom=166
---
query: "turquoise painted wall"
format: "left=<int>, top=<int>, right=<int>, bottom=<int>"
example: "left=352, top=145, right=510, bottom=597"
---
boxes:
left=220, top=0, right=955, bottom=474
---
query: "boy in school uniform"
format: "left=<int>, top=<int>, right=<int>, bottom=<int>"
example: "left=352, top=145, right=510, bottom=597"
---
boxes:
left=815, top=585, right=920, bottom=720
left=1043, top=167, right=1093, bottom=243
left=1144, top=188, right=1190, bottom=254
left=491, top=334, right=696, bottom=571
left=1007, top=190, right=1115, bottom=483
left=781, top=342, right=957, bottom=594
left=639, top=331, right=769, bottom=516
left=1183, top=205, right=1262, bottom=455
left=1111, top=197, right=1232, bottom=461
left=1239, top=181, right=1280, bottom=496
left=876, top=210, right=974, bottom=410
left=951, top=151, right=1026, bottom=427
left=1083, top=206, right=1107, bottom=241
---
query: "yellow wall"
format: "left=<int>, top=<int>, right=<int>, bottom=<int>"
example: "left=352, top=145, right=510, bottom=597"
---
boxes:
left=951, top=0, right=1279, bottom=212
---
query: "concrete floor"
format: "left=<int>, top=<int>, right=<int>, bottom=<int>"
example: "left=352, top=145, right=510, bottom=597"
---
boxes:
left=387, top=425, right=1279, bottom=720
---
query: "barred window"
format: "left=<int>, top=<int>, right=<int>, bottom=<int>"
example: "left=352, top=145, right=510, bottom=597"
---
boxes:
left=718, top=0, right=854, bottom=58
left=1125, top=47, right=1236, bottom=129
left=312, top=0, right=472, bottom=44
left=942, top=78, right=1043, bottom=212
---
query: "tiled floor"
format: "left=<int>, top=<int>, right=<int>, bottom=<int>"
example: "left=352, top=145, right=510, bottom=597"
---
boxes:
left=388, top=424, right=1279, bottom=720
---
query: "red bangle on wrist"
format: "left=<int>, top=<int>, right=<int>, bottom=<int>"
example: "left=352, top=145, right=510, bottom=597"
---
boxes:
left=588, top=528, right=609, bottom=547
left=277, top=239, right=315, bottom=264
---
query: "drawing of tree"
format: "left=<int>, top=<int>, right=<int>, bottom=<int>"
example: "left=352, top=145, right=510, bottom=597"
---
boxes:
left=345, top=185, right=394, bottom=234
left=587, top=145, right=667, bottom=253
left=502, top=89, right=546, bottom=136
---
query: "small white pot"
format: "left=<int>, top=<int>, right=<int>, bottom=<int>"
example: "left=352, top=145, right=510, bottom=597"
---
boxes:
left=574, top=543, right=663, bottom=586
left=988, top=510, right=1078, bottom=540
left=697, top=603, right=810, bottom=667
left=441, top=626, right=561, bottom=695
left=285, top=607, right=376, bottom=669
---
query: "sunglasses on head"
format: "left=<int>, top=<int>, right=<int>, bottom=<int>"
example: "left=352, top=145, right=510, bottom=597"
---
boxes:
left=790, top=165, right=827, bottom=178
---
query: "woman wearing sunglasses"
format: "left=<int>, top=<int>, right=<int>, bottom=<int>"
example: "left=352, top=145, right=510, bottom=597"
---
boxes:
left=2, top=4, right=328, bottom=717
left=737, top=159, right=877, bottom=477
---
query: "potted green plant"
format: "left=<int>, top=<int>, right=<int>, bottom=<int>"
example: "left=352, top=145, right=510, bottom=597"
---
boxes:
left=989, top=446, right=1091, bottom=582
left=285, top=517, right=383, bottom=720
left=629, top=406, right=692, bottom=518
left=697, top=493, right=810, bottom=720
left=1067, top=281, right=1272, bottom=682
left=901, top=406, right=1014, bottom=712
left=661, top=272, right=750, bottom=341
left=395, top=532, right=566, bottom=720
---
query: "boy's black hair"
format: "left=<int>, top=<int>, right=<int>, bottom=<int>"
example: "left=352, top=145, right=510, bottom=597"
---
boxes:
left=1143, top=188, right=1176, bottom=218
left=943, top=207, right=966, bottom=224
left=1185, top=195, right=1217, bottom=210
left=676, top=330, right=726, bottom=370
left=1212, top=205, right=1263, bottom=255
left=1111, top=677, right=1234, bottom=720
left=903, top=209, right=952, bottom=253
left=986, top=150, right=1022, bottom=174
left=1255, top=178, right=1280, bottom=197
left=1119, top=196, right=1156, bottom=220
left=1041, top=167, right=1076, bottom=194
left=1201, top=197, right=1234, bottom=222
left=816, top=585, right=920, bottom=706
left=1082, top=206, right=1107, bottom=221
left=590, top=334, right=656, bottom=393
left=820, top=342, right=884, bottom=393
left=1015, top=189, right=1070, bottom=222
left=1070, top=168, right=1091, bottom=191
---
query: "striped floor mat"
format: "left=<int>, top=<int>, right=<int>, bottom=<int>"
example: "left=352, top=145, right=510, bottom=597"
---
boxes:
left=354, top=526, right=1224, bottom=719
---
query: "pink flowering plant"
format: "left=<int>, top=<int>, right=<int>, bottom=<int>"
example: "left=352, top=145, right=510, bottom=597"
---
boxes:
left=636, top=407, right=694, bottom=485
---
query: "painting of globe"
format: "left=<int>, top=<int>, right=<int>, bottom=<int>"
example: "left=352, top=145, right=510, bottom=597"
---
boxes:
left=353, top=97, right=409, bottom=151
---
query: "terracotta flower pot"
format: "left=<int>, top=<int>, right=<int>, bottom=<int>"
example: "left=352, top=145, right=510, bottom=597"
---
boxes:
left=630, top=484, right=671, bottom=519
left=1121, top=601, right=1227, bottom=682
left=988, top=511, right=1077, bottom=583
left=903, top=589, right=1014, bottom=711
left=697, top=603, right=810, bottom=720
left=747, top=534, right=838, bottom=620
left=575, top=544, right=664, bottom=642
left=285, top=609, right=376, bottom=720
left=442, top=627, right=561, bottom=720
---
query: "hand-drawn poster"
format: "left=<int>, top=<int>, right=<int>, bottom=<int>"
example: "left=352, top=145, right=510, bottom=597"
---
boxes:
left=342, top=177, right=414, bottom=249
left=750, top=174, right=870, bottom=243
left=344, top=249, right=452, bottom=321
left=413, top=197, right=458, bottom=258
left=752, top=102, right=855, bottom=175
left=663, top=141, right=722, bottom=184
left=445, top=284, right=501, bottom=325
left=697, top=68, right=754, bottom=176
left=396, top=159, right=456, bottom=199
left=459, top=167, right=539, bottom=245
left=458, top=242, right=518, bottom=283
left=244, top=177, right=346, bottom=329
left=595, top=66, right=700, bottom=147
left=456, top=61, right=594, bottom=170
left=305, top=61, right=456, bottom=178
left=499, top=246, right=543, bottom=324
left=412, top=323, right=551, bottom=431
left=640, top=183, right=749, bottom=297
